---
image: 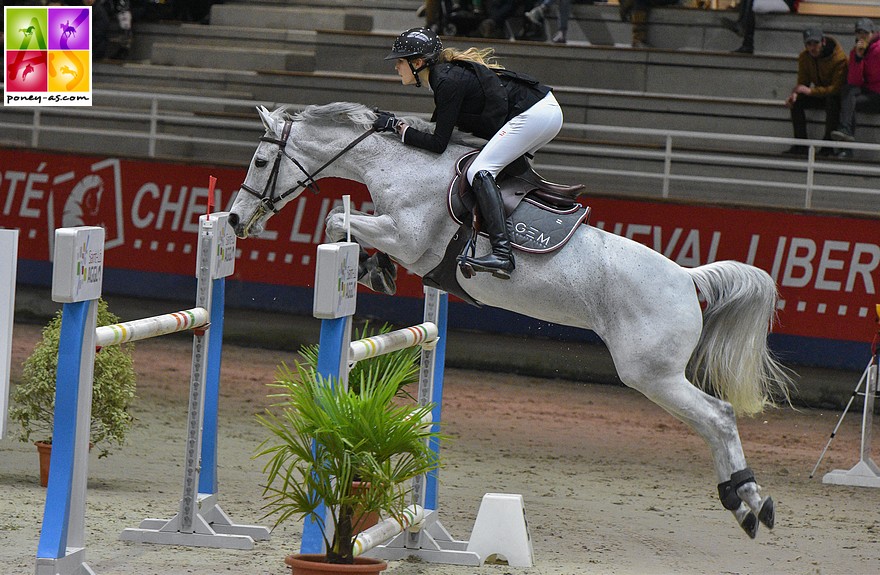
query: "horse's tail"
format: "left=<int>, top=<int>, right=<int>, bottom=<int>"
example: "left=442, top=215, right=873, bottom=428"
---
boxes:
left=686, top=261, right=793, bottom=416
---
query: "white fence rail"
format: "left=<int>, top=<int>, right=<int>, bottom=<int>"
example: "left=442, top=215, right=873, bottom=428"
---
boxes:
left=1, top=88, right=877, bottom=213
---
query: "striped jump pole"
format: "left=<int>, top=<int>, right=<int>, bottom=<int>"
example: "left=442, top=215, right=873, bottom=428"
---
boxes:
left=348, top=322, right=438, bottom=362
left=353, top=505, right=425, bottom=557
left=95, top=308, right=208, bottom=347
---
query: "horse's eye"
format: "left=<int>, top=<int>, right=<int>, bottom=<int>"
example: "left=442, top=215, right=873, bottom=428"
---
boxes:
left=255, top=158, right=268, bottom=168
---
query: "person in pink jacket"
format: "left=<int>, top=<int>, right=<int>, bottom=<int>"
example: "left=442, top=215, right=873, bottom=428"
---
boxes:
left=831, top=18, right=880, bottom=158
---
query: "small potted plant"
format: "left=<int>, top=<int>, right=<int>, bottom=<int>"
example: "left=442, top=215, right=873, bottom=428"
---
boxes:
left=10, top=299, right=136, bottom=485
left=255, top=344, right=441, bottom=574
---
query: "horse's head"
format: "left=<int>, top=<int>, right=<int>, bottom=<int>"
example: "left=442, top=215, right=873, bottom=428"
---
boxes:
left=228, top=106, right=299, bottom=238
left=229, top=103, right=378, bottom=239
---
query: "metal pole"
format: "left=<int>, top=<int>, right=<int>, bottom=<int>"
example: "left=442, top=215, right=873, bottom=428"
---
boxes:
left=662, top=135, right=672, bottom=198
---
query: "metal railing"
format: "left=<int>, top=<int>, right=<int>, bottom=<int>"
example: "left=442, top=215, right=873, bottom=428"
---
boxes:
left=1, top=88, right=878, bottom=214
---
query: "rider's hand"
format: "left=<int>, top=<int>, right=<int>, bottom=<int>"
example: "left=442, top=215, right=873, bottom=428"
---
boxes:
left=373, top=110, right=401, bottom=133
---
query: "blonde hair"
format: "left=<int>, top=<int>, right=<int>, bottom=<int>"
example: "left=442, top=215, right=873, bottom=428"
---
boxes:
left=437, top=47, right=504, bottom=69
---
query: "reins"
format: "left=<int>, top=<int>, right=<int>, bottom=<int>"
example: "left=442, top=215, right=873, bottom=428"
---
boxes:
left=239, top=118, right=377, bottom=214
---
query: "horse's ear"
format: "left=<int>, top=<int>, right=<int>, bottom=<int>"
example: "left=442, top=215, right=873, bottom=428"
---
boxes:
left=256, top=106, right=274, bottom=131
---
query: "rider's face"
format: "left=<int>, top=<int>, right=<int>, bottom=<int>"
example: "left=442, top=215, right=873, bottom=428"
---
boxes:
left=395, top=58, right=423, bottom=86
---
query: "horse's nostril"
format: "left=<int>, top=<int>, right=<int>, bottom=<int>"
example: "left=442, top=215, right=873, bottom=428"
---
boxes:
left=227, top=212, right=239, bottom=228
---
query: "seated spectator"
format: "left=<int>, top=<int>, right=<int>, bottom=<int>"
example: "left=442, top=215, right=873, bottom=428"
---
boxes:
left=721, top=0, right=796, bottom=55
left=479, top=0, right=538, bottom=40
left=524, top=0, right=573, bottom=44
left=783, top=27, right=847, bottom=156
left=619, top=0, right=678, bottom=49
left=831, top=18, right=880, bottom=159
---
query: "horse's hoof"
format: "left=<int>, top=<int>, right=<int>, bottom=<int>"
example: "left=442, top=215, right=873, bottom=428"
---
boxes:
left=740, top=512, right=758, bottom=539
left=758, top=497, right=774, bottom=530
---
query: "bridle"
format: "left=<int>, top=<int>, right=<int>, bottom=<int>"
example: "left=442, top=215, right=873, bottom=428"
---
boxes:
left=238, top=119, right=375, bottom=231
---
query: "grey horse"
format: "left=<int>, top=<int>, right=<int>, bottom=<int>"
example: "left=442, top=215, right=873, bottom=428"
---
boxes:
left=228, top=102, right=792, bottom=540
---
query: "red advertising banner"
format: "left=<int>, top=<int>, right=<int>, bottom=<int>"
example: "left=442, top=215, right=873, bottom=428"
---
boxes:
left=2, top=148, right=878, bottom=345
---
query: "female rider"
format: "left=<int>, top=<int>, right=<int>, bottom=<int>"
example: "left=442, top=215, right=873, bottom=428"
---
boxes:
left=375, top=27, right=563, bottom=279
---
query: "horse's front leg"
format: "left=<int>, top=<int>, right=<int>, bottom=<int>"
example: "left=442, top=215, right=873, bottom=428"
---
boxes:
left=326, top=207, right=423, bottom=262
left=326, top=208, right=406, bottom=296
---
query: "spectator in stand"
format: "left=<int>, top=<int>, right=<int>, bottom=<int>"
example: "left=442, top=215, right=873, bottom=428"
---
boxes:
left=783, top=27, right=847, bottom=156
left=524, top=0, right=573, bottom=44
left=831, top=18, right=880, bottom=158
left=479, top=0, right=539, bottom=40
left=618, top=0, right=678, bottom=49
left=721, top=0, right=796, bottom=54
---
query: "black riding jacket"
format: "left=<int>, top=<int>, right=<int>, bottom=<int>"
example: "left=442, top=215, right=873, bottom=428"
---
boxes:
left=402, top=60, right=552, bottom=154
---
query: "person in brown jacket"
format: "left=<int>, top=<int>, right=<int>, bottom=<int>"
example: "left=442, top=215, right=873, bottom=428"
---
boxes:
left=783, top=27, right=848, bottom=156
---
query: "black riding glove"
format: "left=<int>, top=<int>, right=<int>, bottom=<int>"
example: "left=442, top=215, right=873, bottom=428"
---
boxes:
left=373, top=110, right=401, bottom=133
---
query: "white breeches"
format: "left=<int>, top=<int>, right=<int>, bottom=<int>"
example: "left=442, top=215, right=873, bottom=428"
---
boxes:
left=466, top=91, right=563, bottom=184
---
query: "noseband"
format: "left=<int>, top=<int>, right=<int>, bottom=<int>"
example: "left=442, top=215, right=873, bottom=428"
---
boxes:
left=238, top=119, right=376, bottom=218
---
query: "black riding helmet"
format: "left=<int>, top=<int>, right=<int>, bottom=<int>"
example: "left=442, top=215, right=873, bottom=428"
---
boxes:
left=385, top=27, right=442, bottom=88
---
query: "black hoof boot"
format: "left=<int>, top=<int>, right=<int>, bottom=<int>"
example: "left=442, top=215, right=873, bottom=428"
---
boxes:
left=758, top=497, right=774, bottom=529
left=741, top=511, right=758, bottom=539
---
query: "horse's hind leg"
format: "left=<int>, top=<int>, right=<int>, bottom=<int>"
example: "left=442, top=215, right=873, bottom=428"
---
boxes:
left=622, top=369, right=773, bottom=538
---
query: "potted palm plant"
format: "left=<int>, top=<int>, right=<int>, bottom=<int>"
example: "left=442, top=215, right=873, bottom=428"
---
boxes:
left=10, top=299, right=136, bottom=485
left=255, top=342, right=441, bottom=574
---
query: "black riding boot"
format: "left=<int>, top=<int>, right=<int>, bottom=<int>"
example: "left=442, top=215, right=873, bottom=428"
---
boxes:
left=465, top=170, right=515, bottom=279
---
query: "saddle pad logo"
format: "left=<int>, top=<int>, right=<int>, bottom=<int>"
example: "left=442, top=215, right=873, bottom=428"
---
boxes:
left=4, top=6, right=92, bottom=107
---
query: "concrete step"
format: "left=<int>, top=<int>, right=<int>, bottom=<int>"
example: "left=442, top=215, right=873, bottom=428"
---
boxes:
left=797, top=1, right=880, bottom=17
left=150, top=42, right=315, bottom=72
left=214, top=0, right=421, bottom=32
left=314, top=30, right=796, bottom=101
left=93, top=63, right=877, bottom=152
left=209, top=3, right=373, bottom=32
left=131, top=22, right=316, bottom=62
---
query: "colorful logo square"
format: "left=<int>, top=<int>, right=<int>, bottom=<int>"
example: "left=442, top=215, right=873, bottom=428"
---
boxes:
left=5, top=8, right=48, bottom=51
left=4, top=6, right=92, bottom=107
left=6, top=50, right=47, bottom=92
left=48, top=8, right=91, bottom=51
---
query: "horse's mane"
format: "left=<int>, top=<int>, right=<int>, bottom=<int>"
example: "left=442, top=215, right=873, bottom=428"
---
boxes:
left=269, top=102, right=470, bottom=145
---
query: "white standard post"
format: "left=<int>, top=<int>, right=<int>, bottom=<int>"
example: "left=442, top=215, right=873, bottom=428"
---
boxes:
left=823, top=305, right=880, bottom=489
left=0, top=228, right=19, bottom=439
left=120, top=212, right=268, bottom=549
left=364, top=287, right=482, bottom=566
left=823, top=355, right=880, bottom=488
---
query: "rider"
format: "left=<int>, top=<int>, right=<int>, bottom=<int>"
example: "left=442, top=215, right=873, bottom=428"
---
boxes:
left=375, top=27, right=563, bottom=279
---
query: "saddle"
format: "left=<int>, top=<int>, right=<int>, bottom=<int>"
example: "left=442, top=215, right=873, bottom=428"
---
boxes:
left=424, top=151, right=591, bottom=305
left=450, top=150, right=585, bottom=218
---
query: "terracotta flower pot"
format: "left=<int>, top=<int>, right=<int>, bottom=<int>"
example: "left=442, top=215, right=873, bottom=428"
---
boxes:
left=34, top=440, right=93, bottom=487
left=350, top=481, right=380, bottom=533
left=284, top=554, right=387, bottom=575
left=35, top=441, right=52, bottom=488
